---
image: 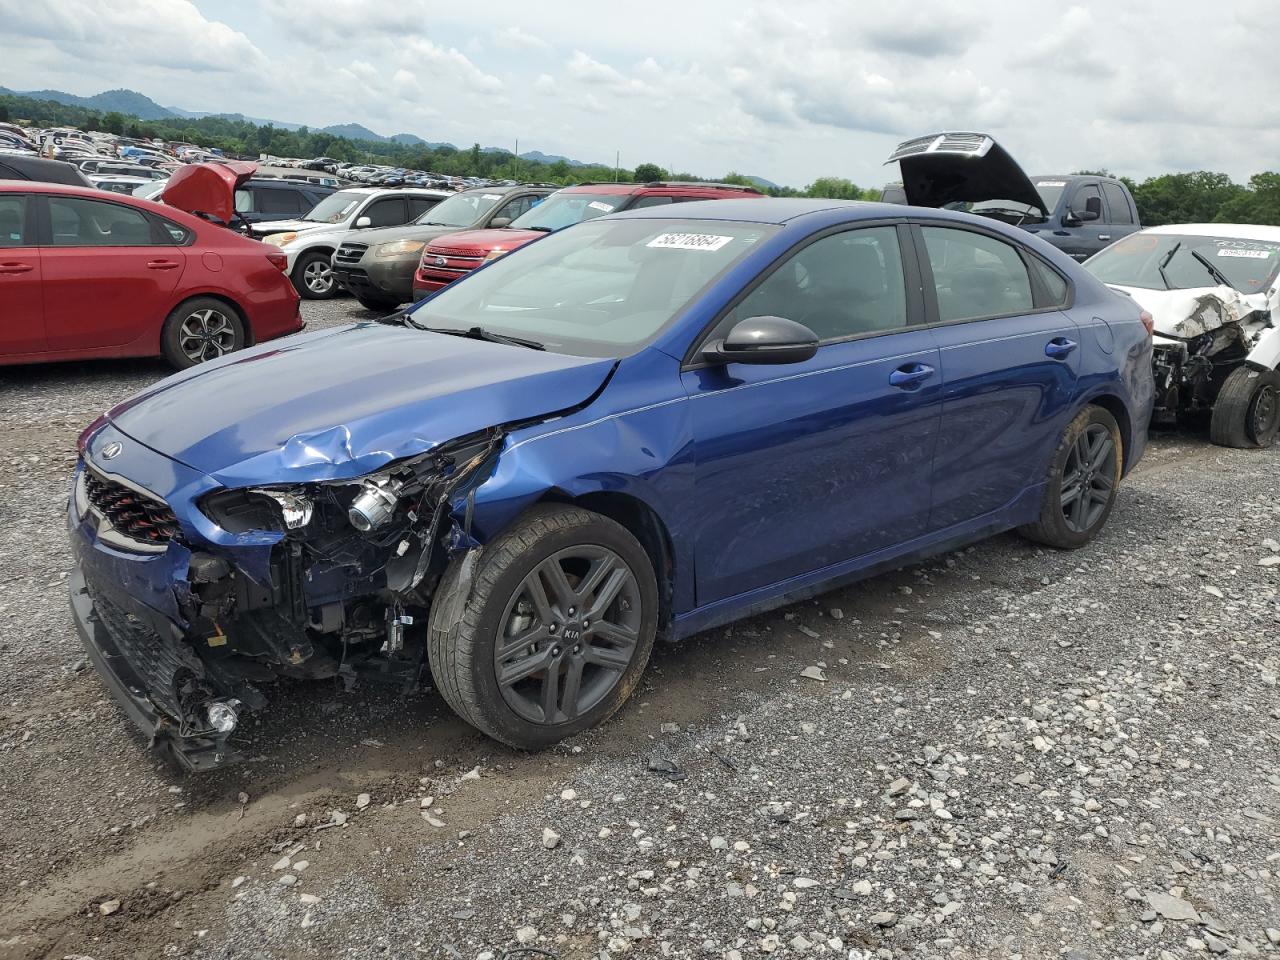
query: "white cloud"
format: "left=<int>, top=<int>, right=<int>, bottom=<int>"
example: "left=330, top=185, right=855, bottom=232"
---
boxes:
left=494, top=25, right=549, bottom=50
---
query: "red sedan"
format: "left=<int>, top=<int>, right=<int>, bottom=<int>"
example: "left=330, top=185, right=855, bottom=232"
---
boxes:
left=0, top=179, right=301, bottom=369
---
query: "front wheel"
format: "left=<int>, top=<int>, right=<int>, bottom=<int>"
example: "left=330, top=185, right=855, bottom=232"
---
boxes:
left=428, top=505, right=658, bottom=749
left=1209, top=366, right=1280, bottom=448
left=1019, top=405, right=1123, bottom=549
left=355, top=294, right=401, bottom=312
left=292, top=250, right=337, bottom=299
left=160, top=297, right=246, bottom=369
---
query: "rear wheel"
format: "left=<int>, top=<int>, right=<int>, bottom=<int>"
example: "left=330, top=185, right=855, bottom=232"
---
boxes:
left=160, top=297, right=246, bottom=369
left=428, top=505, right=657, bottom=749
left=354, top=294, right=401, bottom=312
left=1209, top=366, right=1280, bottom=448
left=1019, top=405, right=1122, bottom=549
left=293, top=250, right=337, bottom=299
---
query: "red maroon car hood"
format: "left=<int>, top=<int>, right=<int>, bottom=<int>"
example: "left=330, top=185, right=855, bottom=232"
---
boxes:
left=162, top=160, right=257, bottom=224
left=427, top=227, right=545, bottom=253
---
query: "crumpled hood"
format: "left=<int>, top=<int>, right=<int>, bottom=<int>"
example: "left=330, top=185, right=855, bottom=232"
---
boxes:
left=886, top=131, right=1048, bottom=216
left=106, top=323, right=615, bottom=487
left=426, top=227, right=546, bottom=253
left=1106, top=283, right=1267, bottom=339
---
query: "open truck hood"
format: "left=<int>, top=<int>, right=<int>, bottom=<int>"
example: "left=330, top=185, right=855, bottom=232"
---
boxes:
left=162, top=160, right=257, bottom=224
left=105, top=323, right=616, bottom=487
left=886, top=132, right=1048, bottom=216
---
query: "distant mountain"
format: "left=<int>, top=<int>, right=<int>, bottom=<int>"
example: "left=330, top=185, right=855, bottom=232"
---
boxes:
left=389, top=132, right=426, bottom=146
left=0, top=86, right=175, bottom=120
left=745, top=175, right=780, bottom=190
left=519, top=150, right=593, bottom=168
left=320, top=122, right=385, bottom=142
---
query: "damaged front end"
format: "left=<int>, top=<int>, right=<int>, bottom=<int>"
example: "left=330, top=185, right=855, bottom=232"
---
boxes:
left=1145, top=288, right=1264, bottom=425
left=69, top=428, right=502, bottom=771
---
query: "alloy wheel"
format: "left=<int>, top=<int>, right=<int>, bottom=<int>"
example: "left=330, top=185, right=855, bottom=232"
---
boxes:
left=178, top=308, right=237, bottom=364
left=304, top=260, right=333, bottom=294
left=495, top=546, right=642, bottom=725
left=1060, top=422, right=1117, bottom=533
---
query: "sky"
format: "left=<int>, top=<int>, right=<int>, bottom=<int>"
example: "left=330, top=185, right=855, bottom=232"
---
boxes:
left=1, top=0, right=1277, bottom=189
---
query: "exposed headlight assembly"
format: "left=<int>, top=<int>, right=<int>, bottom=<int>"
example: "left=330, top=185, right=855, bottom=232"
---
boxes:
left=348, top=477, right=404, bottom=532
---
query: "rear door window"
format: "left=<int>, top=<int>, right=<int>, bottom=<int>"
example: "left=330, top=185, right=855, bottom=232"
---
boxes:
left=364, top=197, right=408, bottom=227
left=408, top=196, right=440, bottom=219
left=258, top=188, right=305, bottom=215
left=47, top=196, right=157, bottom=247
left=920, top=227, right=1035, bottom=321
left=0, top=195, right=30, bottom=246
left=1101, top=183, right=1133, bottom=224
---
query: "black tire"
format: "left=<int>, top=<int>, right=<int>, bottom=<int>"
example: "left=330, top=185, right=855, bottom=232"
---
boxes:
left=428, top=504, right=658, bottom=749
left=355, top=294, right=401, bottom=312
left=292, top=250, right=337, bottom=299
left=160, top=297, right=246, bottom=369
left=1209, top=366, right=1280, bottom=449
left=1019, top=405, right=1123, bottom=549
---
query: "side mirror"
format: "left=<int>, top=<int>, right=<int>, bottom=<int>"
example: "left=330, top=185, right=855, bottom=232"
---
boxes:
left=488, top=216, right=512, bottom=228
left=703, top=316, right=819, bottom=366
left=354, top=216, right=372, bottom=228
left=1067, top=196, right=1102, bottom=225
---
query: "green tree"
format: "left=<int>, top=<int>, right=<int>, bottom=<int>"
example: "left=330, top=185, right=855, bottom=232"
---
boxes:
left=0, top=104, right=9, bottom=123
left=547, top=158, right=571, bottom=182
left=804, top=177, right=874, bottom=200
left=102, top=111, right=126, bottom=135
left=1216, top=173, right=1280, bottom=225
left=1129, top=171, right=1246, bottom=226
left=633, top=162, right=665, bottom=183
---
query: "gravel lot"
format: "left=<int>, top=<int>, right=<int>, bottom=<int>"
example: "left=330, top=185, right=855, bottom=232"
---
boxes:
left=2, top=297, right=1278, bottom=960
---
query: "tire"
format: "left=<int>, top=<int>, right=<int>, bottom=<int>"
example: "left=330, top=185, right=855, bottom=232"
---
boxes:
left=428, top=504, right=658, bottom=749
left=160, top=297, right=246, bottom=370
left=292, top=250, right=337, bottom=299
left=355, top=294, right=401, bottom=312
left=1209, top=366, right=1280, bottom=449
left=1019, top=405, right=1123, bottom=549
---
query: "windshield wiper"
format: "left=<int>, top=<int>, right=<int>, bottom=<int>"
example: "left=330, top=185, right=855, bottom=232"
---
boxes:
left=1157, top=242, right=1181, bottom=290
left=1189, top=249, right=1233, bottom=288
left=521, top=225, right=554, bottom=233
left=429, top=325, right=545, bottom=350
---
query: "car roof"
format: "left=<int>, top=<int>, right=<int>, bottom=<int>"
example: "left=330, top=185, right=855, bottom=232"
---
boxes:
left=609, top=197, right=891, bottom=224
left=1139, top=223, right=1280, bottom=242
left=334, top=186, right=454, bottom=197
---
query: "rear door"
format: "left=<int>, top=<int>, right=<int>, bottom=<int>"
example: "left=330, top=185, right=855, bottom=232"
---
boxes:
left=1099, top=182, right=1140, bottom=249
left=912, top=223, right=1080, bottom=530
left=0, top=194, right=45, bottom=356
left=38, top=194, right=187, bottom=352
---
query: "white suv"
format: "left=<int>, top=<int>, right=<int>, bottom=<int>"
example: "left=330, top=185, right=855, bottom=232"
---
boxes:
left=259, top=187, right=451, bottom=299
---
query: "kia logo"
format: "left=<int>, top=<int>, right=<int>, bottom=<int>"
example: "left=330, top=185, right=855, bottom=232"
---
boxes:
left=101, top=441, right=123, bottom=460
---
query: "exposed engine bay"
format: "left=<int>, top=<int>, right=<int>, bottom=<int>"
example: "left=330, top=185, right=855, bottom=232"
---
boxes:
left=77, top=430, right=503, bottom=766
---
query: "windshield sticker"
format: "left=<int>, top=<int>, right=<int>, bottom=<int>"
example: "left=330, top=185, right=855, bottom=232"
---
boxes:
left=587, top=200, right=616, bottom=212
left=1036, top=180, right=1067, bottom=187
left=647, top=233, right=735, bottom=252
left=482, top=194, right=502, bottom=200
left=1217, top=248, right=1273, bottom=259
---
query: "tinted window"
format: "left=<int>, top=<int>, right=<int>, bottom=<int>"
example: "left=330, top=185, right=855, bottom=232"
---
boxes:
left=630, top=196, right=675, bottom=209
left=1101, top=182, right=1133, bottom=224
left=0, top=162, right=28, bottom=181
left=921, top=227, right=1034, bottom=321
left=0, top=196, right=28, bottom=247
left=48, top=196, right=156, bottom=247
left=731, top=227, right=908, bottom=340
left=259, top=188, right=304, bottom=215
left=364, top=197, right=408, bottom=227
left=1029, top=257, right=1069, bottom=306
left=494, top=195, right=537, bottom=221
left=1072, top=184, right=1102, bottom=217
left=408, top=196, right=440, bottom=219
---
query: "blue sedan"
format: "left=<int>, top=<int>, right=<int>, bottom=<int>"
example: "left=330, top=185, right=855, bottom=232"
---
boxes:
left=69, top=198, right=1154, bottom=768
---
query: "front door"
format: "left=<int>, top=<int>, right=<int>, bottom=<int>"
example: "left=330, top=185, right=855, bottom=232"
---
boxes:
left=38, top=194, right=186, bottom=352
left=0, top=193, right=45, bottom=356
left=681, top=224, right=943, bottom=605
left=913, top=223, right=1081, bottom=529
left=1057, top=181, right=1108, bottom=261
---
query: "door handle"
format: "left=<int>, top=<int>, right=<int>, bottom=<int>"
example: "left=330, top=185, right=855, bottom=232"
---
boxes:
left=146, top=260, right=179, bottom=270
left=889, top=362, right=935, bottom=389
left=1045, top=337, right=1078, bottom=359
left=0, top=261, right=33, bottom=274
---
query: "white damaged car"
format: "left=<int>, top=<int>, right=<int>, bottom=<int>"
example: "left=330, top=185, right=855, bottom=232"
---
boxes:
left=1086, top=224, right=1280, bottom=447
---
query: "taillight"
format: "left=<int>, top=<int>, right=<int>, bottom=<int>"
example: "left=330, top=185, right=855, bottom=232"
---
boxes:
left=265, top=249, right=288, bottom=272
left=1139, top=310, right=1154, bottom=336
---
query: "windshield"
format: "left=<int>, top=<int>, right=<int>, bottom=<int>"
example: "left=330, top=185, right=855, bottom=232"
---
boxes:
left=1087, top=233, right=1280, bottom=295
left=302, top=190, right=364, bottom=223
left=1032, top=179, right=1068, bottom=213
left=416, top=191, right=503, bottom=227
left=405, top=218, right=777, bottom=357
left=510, top=192, right=627, bottom=231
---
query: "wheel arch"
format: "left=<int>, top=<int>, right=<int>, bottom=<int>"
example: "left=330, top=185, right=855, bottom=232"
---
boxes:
left=1082, top=391, right=1133, bottom=473
left=160, top=292, right=252, bottom=351
left=536, top=488, right=676, bottom=636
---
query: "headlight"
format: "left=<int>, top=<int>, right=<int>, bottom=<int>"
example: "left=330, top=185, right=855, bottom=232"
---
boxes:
left=374, top=239, right=426, bottom=258
left=483, top=248, right=509, bottom=262
left=200, top=488, right=311, bottom=532
left=263, top=232, right=298, bottom=247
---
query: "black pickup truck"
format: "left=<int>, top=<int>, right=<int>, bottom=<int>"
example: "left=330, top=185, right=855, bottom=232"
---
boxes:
left=882, top=133, right=1142, bottom=261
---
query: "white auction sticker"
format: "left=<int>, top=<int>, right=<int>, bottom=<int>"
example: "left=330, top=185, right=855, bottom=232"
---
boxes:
left=1217, top=248, right=1272, bottom=259
left=646, top=233, right=734, bottom=252
left=587, top=200, right=616, bottom=212
left=1036, top=180, right=1067, bottom=187
left=482, top=194, right=502, bottom=200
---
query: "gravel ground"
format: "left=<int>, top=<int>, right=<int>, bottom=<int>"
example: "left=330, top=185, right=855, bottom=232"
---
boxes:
left=2, top=298, right=1278, bottom=960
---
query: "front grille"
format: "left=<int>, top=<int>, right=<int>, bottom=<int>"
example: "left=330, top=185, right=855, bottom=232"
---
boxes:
left=84, top=468, right=181, bottom=544
left=333, top=242, right=368, bottom=266
left=335, top=268, right=372, bottom=290
left=88, top=584, right=191, bottom=720
left=424, top=244, right=484, bottom=260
